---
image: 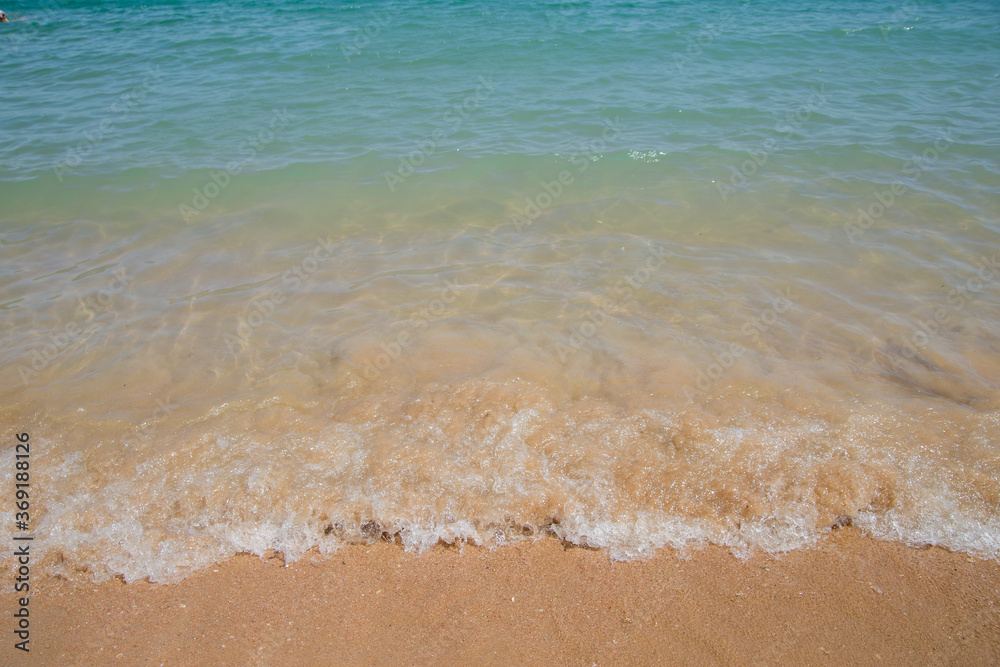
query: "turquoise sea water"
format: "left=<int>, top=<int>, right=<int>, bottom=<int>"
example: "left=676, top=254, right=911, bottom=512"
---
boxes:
left=2, top=0, right=1000, bottom=582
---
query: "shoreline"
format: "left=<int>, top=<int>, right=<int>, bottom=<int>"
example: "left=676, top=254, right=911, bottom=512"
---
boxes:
left=4, top=529, right=998, bottom=665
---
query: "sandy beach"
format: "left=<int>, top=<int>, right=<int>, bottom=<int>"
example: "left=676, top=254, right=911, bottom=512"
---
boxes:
left=4, top=3, right=999, bottom=665
left=4, top=529, right=998, bottom=665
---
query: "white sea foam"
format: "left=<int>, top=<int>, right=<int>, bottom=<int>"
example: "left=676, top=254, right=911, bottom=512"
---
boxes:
left=11, top=389, right=998, bottom=584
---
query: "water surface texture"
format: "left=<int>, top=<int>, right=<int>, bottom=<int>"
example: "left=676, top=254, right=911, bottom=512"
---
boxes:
left=2, top=0, right=1000, bottom=583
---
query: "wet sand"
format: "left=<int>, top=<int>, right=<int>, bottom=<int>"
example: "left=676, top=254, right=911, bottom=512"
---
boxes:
left=4, top=529, right=999, bottom=666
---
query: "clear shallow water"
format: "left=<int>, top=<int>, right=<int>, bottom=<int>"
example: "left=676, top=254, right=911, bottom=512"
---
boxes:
left=2, top=0, right=1000, bottom=583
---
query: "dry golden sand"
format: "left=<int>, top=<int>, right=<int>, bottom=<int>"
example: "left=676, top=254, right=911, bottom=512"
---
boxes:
left=3, top=529, right=999, bottom=666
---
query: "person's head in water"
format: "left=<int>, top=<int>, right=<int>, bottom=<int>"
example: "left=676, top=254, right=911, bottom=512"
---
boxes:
left=0, top=10, right=8, bottom=22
